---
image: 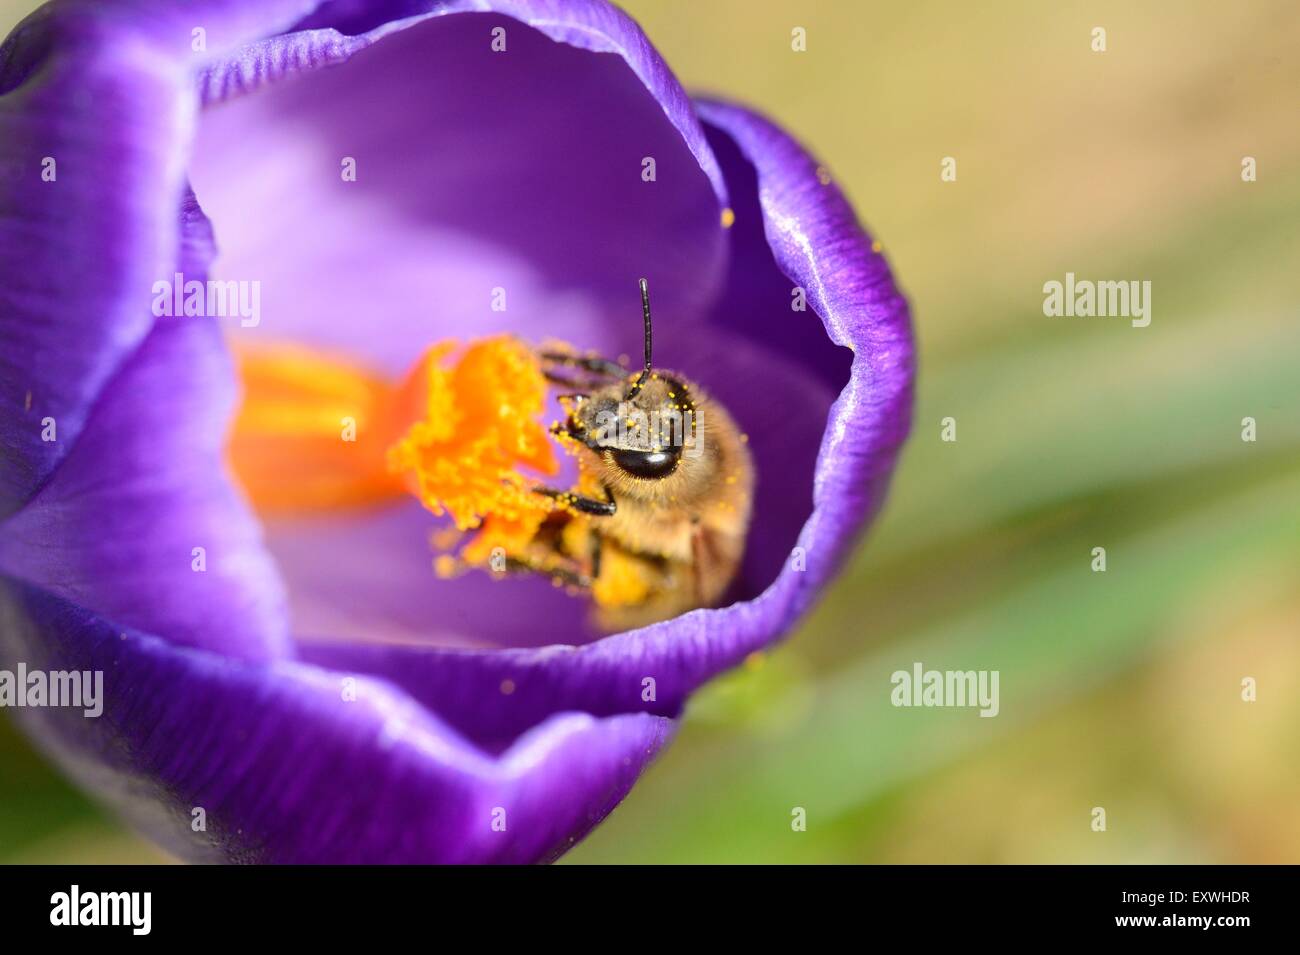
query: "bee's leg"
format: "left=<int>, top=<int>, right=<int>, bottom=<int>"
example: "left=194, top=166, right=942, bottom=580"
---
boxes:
left=589, top=529, right=603, bottom=582
left=549, top=420, right=598, bottom=448
left=542, top=371, right=588, bottom=390
left=540, top=353, right=629, bottom=391
left=503, top=554, right=592, bottom=590
left=539, top=352, right=627, bottom=381
left=532, top=486, right=616, bottom=517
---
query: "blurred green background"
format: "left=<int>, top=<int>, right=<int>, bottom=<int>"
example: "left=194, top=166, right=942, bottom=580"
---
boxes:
left=2, top=0, right=1297, bottom=863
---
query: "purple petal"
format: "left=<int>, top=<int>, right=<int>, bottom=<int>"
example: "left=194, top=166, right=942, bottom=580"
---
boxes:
left=209, top=0, right=729, bottom=204
left=0, top=9, right=186, bottom=515
left=694, top=98, right=914, bottom=590
left=264, top=500, right=592, bottom=650
left=0, top=0, right=332, bottom=515
left=189, top=7, right=729, bottom=374
left=0, top=579, right=672, bottom=863
left=0, top=315, right=290, bottom=661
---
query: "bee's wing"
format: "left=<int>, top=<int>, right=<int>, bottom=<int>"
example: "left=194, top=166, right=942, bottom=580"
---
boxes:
left=689, top=520, right=747, bottom=608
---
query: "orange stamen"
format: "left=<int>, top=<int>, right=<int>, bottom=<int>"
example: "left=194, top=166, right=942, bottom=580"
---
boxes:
left=227, top=343, right=407, bottom=513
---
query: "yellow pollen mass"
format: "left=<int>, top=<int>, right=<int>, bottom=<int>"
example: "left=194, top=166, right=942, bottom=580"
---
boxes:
left=387, top=336, right=559, bottom=531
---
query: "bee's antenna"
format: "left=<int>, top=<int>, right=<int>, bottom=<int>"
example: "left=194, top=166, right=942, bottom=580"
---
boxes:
left=639, top=277, right=653, bottom=374
left=626, top=277, right=653, bottom=399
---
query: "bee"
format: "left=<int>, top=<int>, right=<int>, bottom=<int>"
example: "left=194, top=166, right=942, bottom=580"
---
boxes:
left=520, top=279, right=755, bottom=630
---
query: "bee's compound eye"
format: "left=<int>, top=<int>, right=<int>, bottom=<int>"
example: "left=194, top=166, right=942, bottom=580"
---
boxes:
left=610, top=447, right=681, bottom=479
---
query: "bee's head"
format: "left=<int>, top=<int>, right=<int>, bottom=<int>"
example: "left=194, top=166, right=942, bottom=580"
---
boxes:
left=563, top=279, right=699, bottom=482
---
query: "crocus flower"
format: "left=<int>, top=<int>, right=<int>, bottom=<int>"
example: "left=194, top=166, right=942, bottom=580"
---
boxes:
left=0, top=0, right=913, bottom=863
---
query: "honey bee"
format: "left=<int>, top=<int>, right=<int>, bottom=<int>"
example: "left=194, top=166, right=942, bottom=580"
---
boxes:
left=519, top=279, right=755, bottom=630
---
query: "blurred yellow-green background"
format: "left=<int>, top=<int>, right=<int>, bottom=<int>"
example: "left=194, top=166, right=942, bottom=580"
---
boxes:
left=2, top=0, right=1297, bottom=863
